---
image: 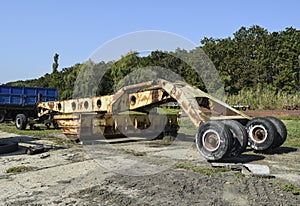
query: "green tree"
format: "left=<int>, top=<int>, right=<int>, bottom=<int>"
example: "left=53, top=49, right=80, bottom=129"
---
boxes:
left=5, top=25, right=300, bottom=103
left=52, top=53, right=59, bottom=73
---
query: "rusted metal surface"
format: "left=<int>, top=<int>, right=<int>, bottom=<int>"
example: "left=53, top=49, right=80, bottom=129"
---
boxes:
left=54, top=114, right=81, bottom=138
left=38, top=88, right=168, bottom=115
left=156, top=79, right=250, bottom=127
left=54, top=113, right=178, bottom=139
left=33, top=80, right=291, bottom=161
left=38, top=96, right=114, bottom=115
left=38, top=79, right=250, bottom=140
left=157, top=79, right=208, bottom=127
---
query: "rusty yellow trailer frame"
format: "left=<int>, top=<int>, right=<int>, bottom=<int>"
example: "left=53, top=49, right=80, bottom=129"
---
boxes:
left=38, top=81, right=176, bottom=139
left=155, top=79, right=251, bottom=126
left=37, top=79, right=290, bottom=161
left=37, top=79, right=250, bottom=140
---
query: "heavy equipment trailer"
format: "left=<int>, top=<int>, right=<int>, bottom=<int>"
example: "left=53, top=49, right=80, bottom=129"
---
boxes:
left=36, top=79, right=287, bottom=160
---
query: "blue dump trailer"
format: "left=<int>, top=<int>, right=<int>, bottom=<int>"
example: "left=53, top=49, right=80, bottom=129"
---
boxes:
left=0, top=86, right=58, bottom=129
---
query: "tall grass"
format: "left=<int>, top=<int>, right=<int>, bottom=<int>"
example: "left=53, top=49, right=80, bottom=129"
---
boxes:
left=227, top=87, right=300, bottom=110
left=284, top=120, right=300, bottom=147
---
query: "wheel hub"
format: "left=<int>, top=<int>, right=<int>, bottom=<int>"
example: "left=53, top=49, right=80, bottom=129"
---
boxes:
left=250, top=125, right=267, bottom=142
left=202, top=129, right=220, bottom=152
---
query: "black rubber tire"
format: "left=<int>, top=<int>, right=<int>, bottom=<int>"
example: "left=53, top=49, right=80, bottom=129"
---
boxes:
left=264, top=116, right=287, bottom=148
left=0, top=140, right=18, bottom=154
left=246, top=118, right=276, bottom=151
left=195, top=121, right=233, bottom=161
left=0, top=110, right=5, bottom=123
left=15, top=114, right=28, bottom=130
left=221, top=120, right=248, bottom=157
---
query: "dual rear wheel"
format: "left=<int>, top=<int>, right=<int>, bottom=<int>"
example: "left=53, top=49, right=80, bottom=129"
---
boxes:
left=195, top=120, right=233, bottom=161
left=195, top=120, right=248, bottom=161
left=246, top=116, right=287, bottom=150
left=196, top=117, right=287, bottom=161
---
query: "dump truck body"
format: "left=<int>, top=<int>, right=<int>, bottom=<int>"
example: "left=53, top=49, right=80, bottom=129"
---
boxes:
left=0, top=86, right=58, bottom=124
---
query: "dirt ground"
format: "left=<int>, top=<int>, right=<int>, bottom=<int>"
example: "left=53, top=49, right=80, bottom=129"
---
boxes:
left=0, top=130, right=299, bottom=206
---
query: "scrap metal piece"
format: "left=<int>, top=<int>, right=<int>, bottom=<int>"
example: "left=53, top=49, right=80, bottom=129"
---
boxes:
left=211, top=162, right=273, bottom=177
left=242, top=164, right=270, bottom=176
left=40, top=153, right=50, bottom=159
left=26, top=145, right=45, bottom=155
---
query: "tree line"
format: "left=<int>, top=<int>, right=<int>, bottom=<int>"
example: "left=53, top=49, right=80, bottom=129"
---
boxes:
left=5, top=25, right=299, bottom=105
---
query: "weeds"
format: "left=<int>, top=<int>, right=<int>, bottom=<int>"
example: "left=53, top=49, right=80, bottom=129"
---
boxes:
left=228, top=87, right=300, bottom=110
left=279, top=116, right=300, bottom=121
left=0, top=123, right=61, bottom=137
left=234, top=172, right=245, bottom=178
left=178, top=117, right=195, bottom=136
left=6, top=165, right=33, bottom=173
left=282, top=184, right=300, bottom=195
left=284, top=120, right=300, bottom=147
left=173, top=162, right=230, bottom=176
left=0, top=122, right=76, bottom=147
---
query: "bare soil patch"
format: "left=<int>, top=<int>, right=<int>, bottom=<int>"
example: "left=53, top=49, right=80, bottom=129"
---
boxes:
left=0, top=131, right=299, bottom=205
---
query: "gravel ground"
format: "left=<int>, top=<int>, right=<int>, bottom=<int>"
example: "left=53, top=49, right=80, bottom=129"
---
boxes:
left=0, top=131, right=299, bottom=205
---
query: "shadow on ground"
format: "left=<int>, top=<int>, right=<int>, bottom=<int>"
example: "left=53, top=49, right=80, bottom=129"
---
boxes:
left=0, top=136, right=67, bottom=157
left=254, top=146, right=298, bottom=155
left=210, top=153, right=266, bottom=164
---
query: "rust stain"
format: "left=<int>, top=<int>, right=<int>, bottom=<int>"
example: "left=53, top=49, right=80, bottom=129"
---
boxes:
left=47, top=102, right=54, bottom=110
left=181, top=101, right=189, bottom=111
left=37, top=79, right=251, bottom=141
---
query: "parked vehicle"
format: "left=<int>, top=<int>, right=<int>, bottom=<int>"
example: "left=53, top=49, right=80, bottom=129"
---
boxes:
left=37, top=79, right=287, bottom=161
left=0, top=85, right=58, bottom=129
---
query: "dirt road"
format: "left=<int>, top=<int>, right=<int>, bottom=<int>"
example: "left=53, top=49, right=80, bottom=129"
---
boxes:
left=0, top=131, right=299, bottom=205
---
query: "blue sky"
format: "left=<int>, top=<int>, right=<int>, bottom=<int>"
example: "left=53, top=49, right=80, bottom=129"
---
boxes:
left=0, top=0, right=299, bottom=84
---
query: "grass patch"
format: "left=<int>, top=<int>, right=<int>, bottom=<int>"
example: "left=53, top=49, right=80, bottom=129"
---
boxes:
left=0, top=122, right=61, bottom=137
left=282, top=184, right=300, bottom=195
left=158, top=108, right=181, bottom=115
left=178, top=117, right=196, bottom=136
left=6, top=165, right=34, bottom=173
left=227, top=87, right=300, bottom=110
left=283, top=139, right=300, bottom=148
left=234, top=172, right=245, bottom=178
left=173, top=162, right=230, bottom=176
left=0, top=122, right=76, bottom=147
left=284, top=120, right=300, bottom=148
left=279, top=116, right=300, bottom=121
